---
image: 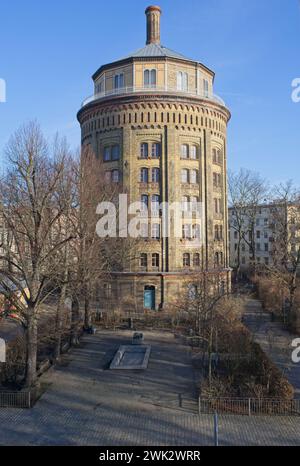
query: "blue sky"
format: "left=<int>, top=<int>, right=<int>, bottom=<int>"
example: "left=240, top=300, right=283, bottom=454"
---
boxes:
left=0, top=0, right=299, bottom=184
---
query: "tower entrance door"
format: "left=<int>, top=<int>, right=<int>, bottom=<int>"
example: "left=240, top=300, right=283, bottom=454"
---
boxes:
left=144, top=286, right=155, bottom=310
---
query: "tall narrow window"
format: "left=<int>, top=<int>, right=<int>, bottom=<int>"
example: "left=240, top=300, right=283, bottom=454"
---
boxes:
left=190, top=145, right=197, bottom=160
left=193, top=253, right=200, bottom=267
left=152, top=253, right=159, bottom=268
left=181, top=169, right=188, bottom=183
left=203, top=79, right=209, bottom=97
left=190, top=169, right=198, bottom=184
left=140, top=253, right=148, bottom=268
left=144, top=69, right=156, bottom=87
left=181, top=144, right=188, bottom=159
left=140, top=143, right=148, bottom=159
left=182, top=195, right=189, bottom=212
left=183, top=253, right=190, bottom=267
left=182, top=224, right=191, bottom=239
left=141, top=195, right=149, bottom=214
left=140, top=168, right=149, bottom=183
left=151, top=143, right=161, bottom=158
left=112, top=145, right=120, bottom=161
left=114, top=73, right=124, bottom=89
left=152, top=168, right=160, bottom=183
left=103, top=147, right=111, bottom=162
left=111, top=169, right=119, bottom=183
left=151, top=223, right=160, bottom=239
left=151, top=194, right=160, bottom=217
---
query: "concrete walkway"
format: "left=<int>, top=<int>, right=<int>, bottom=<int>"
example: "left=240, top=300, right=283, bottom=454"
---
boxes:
left=0, top=330, right=299, bottom=446
left=243, top=299, right=300, bottom=397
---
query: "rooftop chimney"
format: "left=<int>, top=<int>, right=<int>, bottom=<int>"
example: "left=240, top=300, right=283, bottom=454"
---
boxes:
left=145, top=5, right=162, bottom=45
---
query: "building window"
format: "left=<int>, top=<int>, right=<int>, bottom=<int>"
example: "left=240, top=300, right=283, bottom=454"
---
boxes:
left=151, top=223, right=160, bottom=239
left=152, top=253, right=159, bottom=268
left=104, top=283, right=112, bottom=299
left=141, top=195, right=149, bottom=212
left=183, top=253, right=190, bottom=267
left=151, top=167, right=160, bottom=183
left=212, top=148, right=222, bottom=164
left=214, top=252, right=220, bottom=267
left=140, top=168, right=149, bottom=183
left=151, top=194, right=160, bottom=216
left=214, top=198, right=221, bottom=214
left=177, top=71, right=188, bottom=91
left=151, top=143, right=161, bottom=158
left=192, top=224, right=200, bottom=239
left=182, top=224, right=191, bottom=239
left=190, top=145, right=197, bottom=160
left=140, top=253, right=148, bottom=268
left=104, top=146, right=111, bottom=161
left=181, top=169, right=188, bottom=184
left=112, top=145, right=120, bottom=161
left=264, top=243, right=269, bottom=252
left=182, top=195, right=189, bottom=212
left=144, top=69, right=156, bottom=87
left=256, top=230, right=261, bottom=239
left=114, top=73, right=124, bottom=89
left=111, top=170, right=119, bottom=183
left=190, top=169, right=198, bottom=184
left=203, top=79, right=209, bottom=97
left=181, top=144, right=188, bottom=159
left=140, top=143, right=148, bottom=159
left=193, top=253, right=200, bottom=267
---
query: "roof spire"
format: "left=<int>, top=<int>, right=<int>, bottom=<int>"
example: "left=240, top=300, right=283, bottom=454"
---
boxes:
left=145, top=5, right=162, bottom=45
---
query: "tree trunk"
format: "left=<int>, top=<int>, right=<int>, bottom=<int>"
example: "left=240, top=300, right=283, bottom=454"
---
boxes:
left=53, top=283, right=67, bottom=361
left=24, top=308, right=38, bottom=388
left=84, top=286, right=91, bottom=329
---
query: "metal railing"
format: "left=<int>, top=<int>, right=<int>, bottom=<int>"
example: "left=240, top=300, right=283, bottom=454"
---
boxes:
left=81, top=86, right=226, bottom=108
left=0, top=390, right=31, bottom=408
left=199, top=397, right=300, bottom=416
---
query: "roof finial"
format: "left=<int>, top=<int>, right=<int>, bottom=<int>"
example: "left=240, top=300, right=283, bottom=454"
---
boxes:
left=145, top=6, right=162, bottom=45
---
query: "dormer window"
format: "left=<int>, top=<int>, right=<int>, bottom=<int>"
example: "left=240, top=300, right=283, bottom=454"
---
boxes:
left=144, top=69, right=156, bottom=87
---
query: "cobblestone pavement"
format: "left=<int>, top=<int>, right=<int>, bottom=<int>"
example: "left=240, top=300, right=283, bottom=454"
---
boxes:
left=0, top=330, right=299, bottom=446
left=243, top=298, right=300, bottom=397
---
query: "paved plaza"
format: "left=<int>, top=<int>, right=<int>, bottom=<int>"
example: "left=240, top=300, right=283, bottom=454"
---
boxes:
left=0, top=330, right=299, bottom=446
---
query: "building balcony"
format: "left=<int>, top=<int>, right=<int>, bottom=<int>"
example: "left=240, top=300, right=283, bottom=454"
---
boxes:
left=81, top=85, right=226, bottom=108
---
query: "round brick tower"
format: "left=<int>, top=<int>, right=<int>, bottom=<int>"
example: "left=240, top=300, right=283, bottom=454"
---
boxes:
left=77, top=5, right=231, bottom=313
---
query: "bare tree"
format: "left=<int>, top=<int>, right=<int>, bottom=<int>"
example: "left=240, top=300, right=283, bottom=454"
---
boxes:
left=0, top=122, right=74, bottom=387
left=228, top=169, right=269, bottom=277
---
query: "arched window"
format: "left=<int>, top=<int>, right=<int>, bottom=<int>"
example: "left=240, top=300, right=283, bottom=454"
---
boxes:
left=177, top=72, right=188, bottom=91
left=140, top=143, right=148, bottom=159
left=215, top=252, right=219, bottom=267
left=182, top=195, right=189, bottom=212
left=181, top=169, right=188, bottom=183
left=192, top=224, right=200, bottom=239
left=183, top=253, right=190, bottom=267
left=140, top=168, right=149, bottom=183
left=141, top=194, right=149, bottom=212
left=190, top=169, right=198, bottom=184
left=140, top=253, right=148, bottom=268
left=151, top=194, right=160, bottom=216
left=182, top=224, right=191, bottom=239
left=112, top=145, right=120, bottom=160
left=152, top=168, right=160, bottom=183
left=103, top=146, right=111, bottom=162
left=151, top=143, right=161, bottom=158
left=193, top=253, right=200, bottom=267
left=144, top=69, right=156, bottom=87
left=212, top=148, right=217, bottom=163
left=181, top=144, right=188, bottom=159
left=190, top=145, right=198, bottom=160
